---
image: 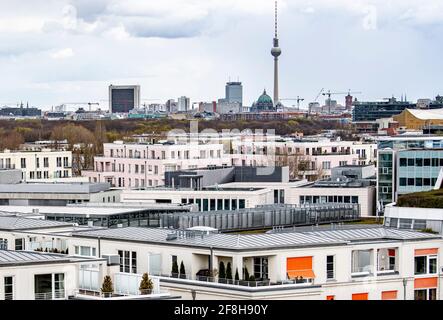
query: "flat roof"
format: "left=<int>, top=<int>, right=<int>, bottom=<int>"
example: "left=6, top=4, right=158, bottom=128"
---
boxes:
left=0, top=182, right=111, bottom=194
left=73, top=226, right=441, bottom=251
left=0, top=216, right=75, bottom=231
left=0, top=250, right=105, bottom=267
left=0, top=205, right=190, bottom=217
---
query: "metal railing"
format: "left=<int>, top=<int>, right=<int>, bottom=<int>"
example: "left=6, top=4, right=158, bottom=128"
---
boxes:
left=34, top=289, right=66, bottom=300
left=160, top=273, right=313, bottom=288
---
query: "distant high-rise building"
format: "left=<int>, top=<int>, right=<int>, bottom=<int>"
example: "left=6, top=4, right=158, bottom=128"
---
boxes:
left=109, top=85, right=140, bottom=113
left=177, top=96, right=191, bottom=112
left=225, top=82, right=243, bottom=106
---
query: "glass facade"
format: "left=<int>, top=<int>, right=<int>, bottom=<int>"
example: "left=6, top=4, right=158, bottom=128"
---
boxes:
left=111, top=88, right=135, bottom=113
left=397, top=149, right=443, bottom=195
left=377, top=150, right=394, bottom=209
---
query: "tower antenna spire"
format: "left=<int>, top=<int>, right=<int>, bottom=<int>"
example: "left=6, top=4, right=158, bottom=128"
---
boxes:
left=275, top=0, right=278, bottom=38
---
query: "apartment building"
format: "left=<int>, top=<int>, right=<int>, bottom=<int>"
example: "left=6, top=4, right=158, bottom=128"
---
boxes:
left=0, top=149, right=72, bottom=181
left=231, top=137, right=376, bottom=181
left=83, top=141, right=231, bottom=188
left=67, top=225, right=443, bottom=300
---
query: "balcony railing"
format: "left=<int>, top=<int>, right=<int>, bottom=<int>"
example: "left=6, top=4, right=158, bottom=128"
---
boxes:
left=35, top=289, right=66, bottom=300
left=160, top=273, right=313, bottom=288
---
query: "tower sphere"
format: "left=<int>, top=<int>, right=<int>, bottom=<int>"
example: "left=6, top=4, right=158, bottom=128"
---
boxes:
left=271, top=47, right=281, bottom=57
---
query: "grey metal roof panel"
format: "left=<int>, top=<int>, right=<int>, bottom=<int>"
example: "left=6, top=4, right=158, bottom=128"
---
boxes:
left=0, top=250, right=106, bottom=266
left=0, top=216, right=74, bottom=230
left=73, top=226, right=441, bottom=250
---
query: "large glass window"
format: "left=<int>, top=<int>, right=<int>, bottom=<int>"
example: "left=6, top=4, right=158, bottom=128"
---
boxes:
left=253, top=257, right=269, bottom=280
left=415, top=257, right=427, bottom=274
left=415, top=158, right=423, bottom=167
left=352, top=250, right=372, bottom=274
left=399, top=158, right=407, bottom=167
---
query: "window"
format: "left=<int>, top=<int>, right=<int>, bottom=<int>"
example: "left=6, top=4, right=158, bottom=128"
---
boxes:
left=415, top=158, right=423, bottom=167
left=416, top=178, right=423, bottom=187
left=63, top=157, right=69, bottom=167
left=326, top=255, right=335, bottom=280
left=399, top=178, right=406, bottom=186
left=118, top=250, right=137, bottom=273
left=399, top=158, right=407, bottom=167
left=253, top=257, right=269, bottom=280
left=407, top=178, right=414, bottom=186
left=399, top=219, right=412, bottom=229
left=43, top=157, right=49, bottom=168
left=56, top=157, right=62, bottom=167
left=352, top=250, right=372, bottom=274
left=0, top=238, right=7, bottom=250
left=14, top=238, right=24, bottom=251
left=415, top=288, right=437, bottom=300
left=424, top=158, right=431, bottom=166
left=20, top=158, right=26, bottom=169
left=322, top=161, right=331, bottom=170
left=4, top=276, right=13, bottom=300
left=408, top=159, right=414, bottom=166
left=414, top=255, right=437, bottom=275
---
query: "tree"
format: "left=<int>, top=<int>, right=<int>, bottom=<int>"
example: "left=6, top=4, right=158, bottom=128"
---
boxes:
left=171, top=260, right=179, bottom=278
left=226, top=262, right=233, bottom=282
left=218, top=261, right=226, bottom=283
left=139, top=273, right=154, bottom=295
left=101, top=276, right=113, bottom=297
left=179, top=261, right=186, bottom=279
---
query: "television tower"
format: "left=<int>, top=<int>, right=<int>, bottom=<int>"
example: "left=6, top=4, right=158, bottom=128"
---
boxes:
left=271, top=0, right=282, bottom=107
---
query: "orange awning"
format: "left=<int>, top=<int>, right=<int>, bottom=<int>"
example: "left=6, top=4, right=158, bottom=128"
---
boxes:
left=287, top=256, right=315, bottom=279
left=415, top=248, right=438, bottom=256
left=287, top=270, right=315, bottom=279
left=382, top=291, right=398, bottom=300
left=414, top=277, right=438, bottom=289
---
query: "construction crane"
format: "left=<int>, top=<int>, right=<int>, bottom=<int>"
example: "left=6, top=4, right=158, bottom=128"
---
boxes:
left=314, top=88, right=325, bottom=102
left=280, top=96, right=305, bottom=110
left=322, top=90, right=362, bottom=113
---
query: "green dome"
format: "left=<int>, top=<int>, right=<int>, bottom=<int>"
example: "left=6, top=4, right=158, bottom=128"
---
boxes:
left=257, top=90, right=273, bottom=104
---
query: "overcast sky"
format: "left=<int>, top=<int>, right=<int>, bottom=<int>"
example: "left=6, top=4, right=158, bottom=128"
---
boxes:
left=1, top=0, right=443, bottom=110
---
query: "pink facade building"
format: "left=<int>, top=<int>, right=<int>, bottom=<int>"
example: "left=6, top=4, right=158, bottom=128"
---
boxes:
left=82, top=141, right=232, bottom=188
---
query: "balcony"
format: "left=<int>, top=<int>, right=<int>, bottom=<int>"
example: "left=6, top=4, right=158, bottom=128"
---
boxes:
left=157, top=273, right=314, bottom=289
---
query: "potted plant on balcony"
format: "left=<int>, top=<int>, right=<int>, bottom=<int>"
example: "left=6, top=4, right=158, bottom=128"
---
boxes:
left=179, top=261, right=186, bottom=279
left=101, top=276, right=114, bottom=298
left=248, top=275, right=257, bottom=287
left=139, top=273, right=154, bottom=295
left=226, top=262, right=233, bottom=284
left=171, top=260, right=179, bottom=278
left=235, top=268, right=240, bottom=285
left=218, top=262, right=226, bottom=284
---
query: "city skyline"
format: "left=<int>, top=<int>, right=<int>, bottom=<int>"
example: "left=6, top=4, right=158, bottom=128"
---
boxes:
left=1, top=0, right=443, bottom=110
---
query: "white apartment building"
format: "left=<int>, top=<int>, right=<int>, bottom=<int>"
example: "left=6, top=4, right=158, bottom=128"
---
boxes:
left=67, top=225, right=443, bottom=300
left=83, top=141, right=232, bottom=188
left=0, top=149, right=72, bottom=181
left=120, top=186, right=275, bottom=210
left=231, top=137, right=377, bottom=181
